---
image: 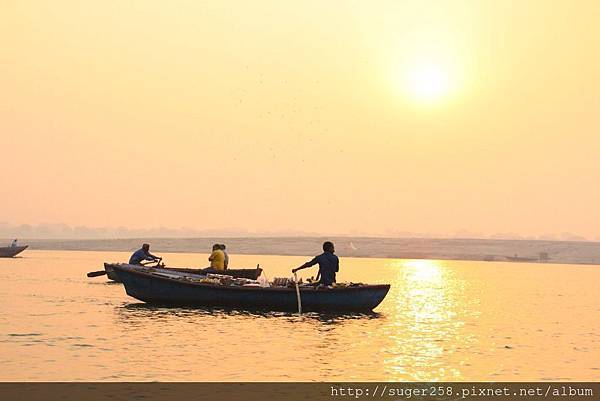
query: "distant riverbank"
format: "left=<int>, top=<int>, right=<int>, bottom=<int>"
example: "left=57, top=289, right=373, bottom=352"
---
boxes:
left=7, top=237, right=600, bottom=265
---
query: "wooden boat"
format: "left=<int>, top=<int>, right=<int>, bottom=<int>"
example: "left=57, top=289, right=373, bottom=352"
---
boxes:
left=112, top=264, right=390, bottom=312
left=0, top=245, right=28, bottom=258
left=104, top=263, right=263, bottom=283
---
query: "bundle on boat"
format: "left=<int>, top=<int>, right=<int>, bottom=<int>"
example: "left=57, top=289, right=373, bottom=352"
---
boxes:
left=179, top=273, right=265, bottom=287
left=111, top=264, right=390, bottom=312
left=270, top=276, right=364, bottom=289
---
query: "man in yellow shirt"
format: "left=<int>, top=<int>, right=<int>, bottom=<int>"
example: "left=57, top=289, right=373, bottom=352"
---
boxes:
left=208, top=243, right=225, bottom=270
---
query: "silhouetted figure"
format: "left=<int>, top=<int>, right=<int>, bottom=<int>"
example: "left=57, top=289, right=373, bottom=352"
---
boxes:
left=220, top=244, right=229, bottom=269
left=293, top=241, right=339, bottom=286
left=129, top=243, right=161, bottom=265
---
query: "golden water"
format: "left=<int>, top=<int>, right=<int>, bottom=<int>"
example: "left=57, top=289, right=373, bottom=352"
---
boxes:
left=0, top=250, right=598, bottom=381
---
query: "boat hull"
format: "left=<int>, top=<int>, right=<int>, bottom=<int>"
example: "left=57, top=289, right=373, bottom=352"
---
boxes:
left=104, top=263, right=262, bottom=283
left=113, top=264, right=390, bottom=312
left=0, top=245, right=28, bottom=258
left=104, top=263, right=122, bottom=281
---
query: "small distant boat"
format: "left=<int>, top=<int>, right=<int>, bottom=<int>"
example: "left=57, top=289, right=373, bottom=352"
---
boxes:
left=505, top=255, right=537, bottom=262
left=113, top=264, right=391, bottom=312
left=104, top=263, right=263, bottom=283
left=0, top=245, right=28, bottom=258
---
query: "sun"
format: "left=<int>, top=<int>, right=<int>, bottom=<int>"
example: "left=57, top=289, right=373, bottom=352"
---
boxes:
left=393, top=51, right=461, bottom=105
left=406, top=64, right=451, bottom=103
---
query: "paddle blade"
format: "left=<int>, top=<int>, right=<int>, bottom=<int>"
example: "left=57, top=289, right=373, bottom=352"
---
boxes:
left=87, top=270, right=107, bottom=277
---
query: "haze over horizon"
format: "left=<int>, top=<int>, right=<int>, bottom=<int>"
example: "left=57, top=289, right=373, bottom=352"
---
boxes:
left=0, top=222, right=594, bottom=242
left=2, top=1, right=599, bottom=239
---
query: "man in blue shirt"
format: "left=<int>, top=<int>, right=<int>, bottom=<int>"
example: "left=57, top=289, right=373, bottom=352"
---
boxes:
left=292, top=241, right=339, bottom=286
left=129, top=243, right=161, bottom=265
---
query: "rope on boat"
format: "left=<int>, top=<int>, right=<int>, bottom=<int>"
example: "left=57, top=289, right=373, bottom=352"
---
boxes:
left=293, top=271, right=302, bottom=315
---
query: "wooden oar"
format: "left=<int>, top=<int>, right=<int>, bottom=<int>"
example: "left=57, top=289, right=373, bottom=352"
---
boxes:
left=293, top=271, right=302, bottom=315
left=142, top=259, right=164, bottom=267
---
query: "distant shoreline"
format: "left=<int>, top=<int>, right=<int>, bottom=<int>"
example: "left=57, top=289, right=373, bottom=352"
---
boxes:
left=10, top=236, right=600, bottom=266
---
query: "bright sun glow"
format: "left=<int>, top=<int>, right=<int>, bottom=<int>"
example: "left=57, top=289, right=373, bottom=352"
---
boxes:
left=393, top=46, right=462, bottom=105
left=406, top=64, right=451, bottom=103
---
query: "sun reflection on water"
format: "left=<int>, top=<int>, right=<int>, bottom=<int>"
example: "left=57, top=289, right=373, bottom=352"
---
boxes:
left=384, top=259, right=467, bottom=380
left=403, top=259, right=444, bottom=284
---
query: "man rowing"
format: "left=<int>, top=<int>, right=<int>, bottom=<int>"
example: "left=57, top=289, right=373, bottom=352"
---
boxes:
left=292, top=241, right=339, bottom=286
left=129, top=243, right=162, bottom=265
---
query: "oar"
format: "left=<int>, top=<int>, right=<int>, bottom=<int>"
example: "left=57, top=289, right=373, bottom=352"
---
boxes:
left=293, top=271, right=302, bottom=315
left=87, top=270, right=107, bottom=277
left=142, top=259, right=164, bottom=267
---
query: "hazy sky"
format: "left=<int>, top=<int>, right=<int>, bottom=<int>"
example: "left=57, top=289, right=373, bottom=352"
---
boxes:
left=2, top=1, right=599, bottom=239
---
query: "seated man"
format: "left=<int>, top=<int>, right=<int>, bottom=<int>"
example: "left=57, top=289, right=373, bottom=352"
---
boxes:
left=129, top=243, right=161, bottom=265
left=220, top=244, right=229, bottom=269
left=292, top=241, right=339, bottom=286
left=10, top=239, right=18, bottom=247
left=208, top=243, right=225, bottom=270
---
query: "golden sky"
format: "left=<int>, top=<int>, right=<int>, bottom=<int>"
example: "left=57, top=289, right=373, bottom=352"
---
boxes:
left=1, top=1, right=599, bottom=238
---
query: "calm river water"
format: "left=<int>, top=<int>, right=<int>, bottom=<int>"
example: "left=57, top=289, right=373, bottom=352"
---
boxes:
left=0, top=250, right=598, bottom=381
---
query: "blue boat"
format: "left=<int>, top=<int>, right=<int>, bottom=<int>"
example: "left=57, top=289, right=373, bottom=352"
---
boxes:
left=113, top=264, right=390, bottom=312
